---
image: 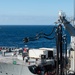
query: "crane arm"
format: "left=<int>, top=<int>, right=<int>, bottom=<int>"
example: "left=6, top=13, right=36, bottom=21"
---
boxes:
left=58, top=11, right=75, bottom=36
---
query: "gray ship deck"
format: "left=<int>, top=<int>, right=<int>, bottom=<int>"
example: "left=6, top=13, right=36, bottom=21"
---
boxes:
left=0, top=55, right=35, bottom=75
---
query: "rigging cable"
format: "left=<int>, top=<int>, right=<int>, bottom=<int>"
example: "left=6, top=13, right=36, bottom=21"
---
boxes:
left=23, top=25, right=57, bottom=43
left=36, top=26, right=56, bottom=37
left=43, top=36, right=55, bottom=40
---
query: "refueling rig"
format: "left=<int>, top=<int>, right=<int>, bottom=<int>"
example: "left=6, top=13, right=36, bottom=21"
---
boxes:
left=56, top=11, right=75, bottom=75
left=23, top=11, right=75, bottom=75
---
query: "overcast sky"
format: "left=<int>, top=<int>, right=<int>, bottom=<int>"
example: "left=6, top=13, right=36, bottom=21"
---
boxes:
left=0, top=0, right=74, bottom=25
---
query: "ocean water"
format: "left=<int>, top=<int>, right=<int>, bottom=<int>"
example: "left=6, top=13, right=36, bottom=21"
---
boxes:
left=0, top=25, right=70, bottom=48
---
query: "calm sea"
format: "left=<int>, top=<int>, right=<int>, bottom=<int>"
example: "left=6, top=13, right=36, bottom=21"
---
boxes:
left=0, top=25, right=70, bottom=48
